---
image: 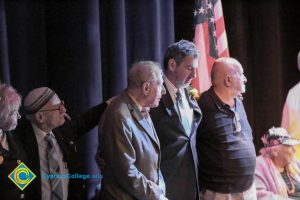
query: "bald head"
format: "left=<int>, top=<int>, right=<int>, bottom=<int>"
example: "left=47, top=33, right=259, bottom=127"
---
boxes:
left=24, top=87, right=56, bottom=115
left=211, top=57, right=247, bottom=99
left=211, top=57, right=242, bottom=86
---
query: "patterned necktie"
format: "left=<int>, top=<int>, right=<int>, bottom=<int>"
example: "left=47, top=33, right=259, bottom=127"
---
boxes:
left=176, top=90, right=191, bottom=135
left=46, top=134, right=63, bottom=200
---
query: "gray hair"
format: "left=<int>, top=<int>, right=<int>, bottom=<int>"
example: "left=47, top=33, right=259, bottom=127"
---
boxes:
left=128, top=61, right=162, bottom=89
left=0, top=84, right=21, bottom=122
left=163, top=40, right=199, bottom=70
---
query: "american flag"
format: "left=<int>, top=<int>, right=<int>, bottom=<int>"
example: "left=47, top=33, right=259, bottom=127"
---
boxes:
left=192, top=0, right=229, bottom=93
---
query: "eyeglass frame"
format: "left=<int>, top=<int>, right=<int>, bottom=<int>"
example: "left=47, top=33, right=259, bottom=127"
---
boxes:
left=233, top=111, right=242, bottom=135
left=38, top=100, right=65, bottom=112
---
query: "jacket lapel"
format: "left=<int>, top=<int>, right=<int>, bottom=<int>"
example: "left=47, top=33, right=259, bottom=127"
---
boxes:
left=161, top=86, right=189, bottom=136
left=185, top=89, right=202, bottom=121
left=20, top=120, right=42, bottom=198
left=161, top=87, right=202, bottom=138
left=184, top=88, right=202, bottom=137
left=160, top=85, right=178, bottom=117
left=123, top=92, right=160, bottom=148
left=53, top=131, right=69, bottom=163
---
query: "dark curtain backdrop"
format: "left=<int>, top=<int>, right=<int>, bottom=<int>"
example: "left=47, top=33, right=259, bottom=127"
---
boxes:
left=1, top=0, right=300, bottom=198
left=0, top=0, right=174, bottom=198
left=175, top=0, right=300, bottom=152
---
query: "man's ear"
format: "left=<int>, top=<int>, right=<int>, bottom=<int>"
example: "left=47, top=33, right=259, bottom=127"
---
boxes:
left=34, top=112, right=44, bottom=123
left=142, top=82, right=150, bottom=96
left=224, top=74, right=232, bottom=87
left=167, top=58, right=177, bottom=71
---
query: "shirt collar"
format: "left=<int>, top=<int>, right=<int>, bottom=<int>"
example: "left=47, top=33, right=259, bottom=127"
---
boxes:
left=31, top=123, right=54, bottom=144
left=127, top=91, right=149, bottom=112
left=164, top=75, right=178, bottom=103
left=209, top=87, right=236, bottom=111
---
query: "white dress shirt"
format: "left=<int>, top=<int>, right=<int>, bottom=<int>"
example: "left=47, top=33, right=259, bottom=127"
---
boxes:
left=32, top=124, right=69, bottom=200
left=164, top=76, right=194, bottom=135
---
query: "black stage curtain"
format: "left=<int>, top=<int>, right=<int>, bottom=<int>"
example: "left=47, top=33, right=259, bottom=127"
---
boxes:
left=0, top=0, right=174, bottom=198
left=1, top=0, right=300, bottom=198
left=175, top=0, right=300, bottom=152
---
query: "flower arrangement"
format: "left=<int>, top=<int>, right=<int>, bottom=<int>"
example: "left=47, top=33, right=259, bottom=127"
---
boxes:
left=189, top=88, right=200, bottom=101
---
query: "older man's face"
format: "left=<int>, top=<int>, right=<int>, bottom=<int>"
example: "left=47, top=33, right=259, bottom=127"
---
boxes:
left=231, top=64, right=247, bottom=94
left=146, top=74, right=166, bottom=108
left=0, top=106, right=21, bottom=131
left=40, top=94, right=66, bottom=130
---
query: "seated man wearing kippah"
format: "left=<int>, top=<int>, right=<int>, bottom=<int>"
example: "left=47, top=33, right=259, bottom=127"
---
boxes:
left=15, top=87, right=107, bottom=200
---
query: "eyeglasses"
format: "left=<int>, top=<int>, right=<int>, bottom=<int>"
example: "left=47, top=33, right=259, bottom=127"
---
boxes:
left=39, top=101, right=65, bottom=112
left=233, top=111, right=241, bottom=135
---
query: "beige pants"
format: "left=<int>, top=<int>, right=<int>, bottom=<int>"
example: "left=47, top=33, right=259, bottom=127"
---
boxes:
left=200, top=182, right=257, bottom=200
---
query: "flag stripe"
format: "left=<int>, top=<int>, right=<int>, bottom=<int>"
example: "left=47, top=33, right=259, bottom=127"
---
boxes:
left=215, top=17, right=225, bottom=37
left=214, top=0, right=223, bottom=21
left=194, top=24, right=211, bottom=92
left=217, top=32, right=229, bottom=54
left=192, top=0, right=229, bottom=93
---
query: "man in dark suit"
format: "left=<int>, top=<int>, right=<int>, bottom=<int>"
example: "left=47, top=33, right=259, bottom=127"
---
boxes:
left=98, top=61, right=168, bottom=200
left=150, top=40, right=202, bottom=200
left=15, top=87, right=107, bottom=200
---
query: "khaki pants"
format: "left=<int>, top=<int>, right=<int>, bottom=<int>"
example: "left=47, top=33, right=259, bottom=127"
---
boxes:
left=200, top=182, right=257, bottom=200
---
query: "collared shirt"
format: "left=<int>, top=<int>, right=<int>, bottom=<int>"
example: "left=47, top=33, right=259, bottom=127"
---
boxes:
left=163, top=75, right=178, bottom=104
left=127, top=91, right=149, bottom=113
left=0, top=129, right=9, bottom=151
left=164, top=76, right=194, bottom=135
left=197, top=87, right=256, bottom=193
left=32, top=123, right=69, bottom=200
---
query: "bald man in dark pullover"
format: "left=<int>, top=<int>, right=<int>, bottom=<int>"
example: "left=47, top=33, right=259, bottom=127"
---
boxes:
left=197, top=57, right=256, bottom=200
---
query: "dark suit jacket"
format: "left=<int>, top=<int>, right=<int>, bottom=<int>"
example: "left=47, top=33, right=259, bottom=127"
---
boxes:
left=99, top=91, right=165, bottom=200
left=0, top=132, right=28, bottom=200
left=15, top=102, right=107, bottom=200
left=150, top=86, right=202, bottom=200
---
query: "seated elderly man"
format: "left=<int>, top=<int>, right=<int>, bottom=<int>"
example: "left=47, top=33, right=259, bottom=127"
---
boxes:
left=255, top=127, right=300, bottom=200
left=16, top=87, right=107, bottom=200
